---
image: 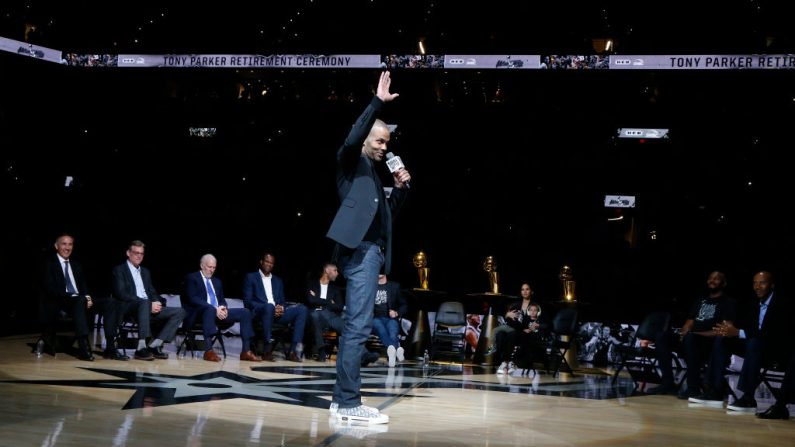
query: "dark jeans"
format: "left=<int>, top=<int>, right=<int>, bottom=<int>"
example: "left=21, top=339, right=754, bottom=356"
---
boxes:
left=333, top=242, right=383, bottom=409
left=372, top=316, right=400, bottom=348
left=682, top=332, right=729, bottom=392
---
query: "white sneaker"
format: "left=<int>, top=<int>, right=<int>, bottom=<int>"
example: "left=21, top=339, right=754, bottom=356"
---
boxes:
left=496, top=361, right=507, bottom=375
left=387, top=345, right=396, bottom=367
left=507, top=362, right=517, bottom=375
left=396, top=346, right=405, bottom=362
left=331, top=402, right=379, bottom=415
left=336, top=405, right=389, bottom=424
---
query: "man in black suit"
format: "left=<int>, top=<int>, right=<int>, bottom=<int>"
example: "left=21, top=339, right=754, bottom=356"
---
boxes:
left=111, top=240, right=185, bottom=360
left=183, top=254, right=261, bottom=362
left=713, top=271, right=792, bottom=412
left=38, top=233, right=114, bottom=361
left=306, top=262, right=345, bottom=362
left=326, top=71, right=411, bottom=424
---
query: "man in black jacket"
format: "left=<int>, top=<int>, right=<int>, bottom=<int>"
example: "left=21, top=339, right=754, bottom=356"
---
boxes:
left=306, top=262, right=345, bottom=362
left=38, top=233, right=114, bottom=361
left=326, top=71, right=411, bottom=424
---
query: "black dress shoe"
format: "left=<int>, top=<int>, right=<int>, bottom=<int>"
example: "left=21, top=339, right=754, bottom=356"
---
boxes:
left=361, top=350, right=380, bottom=366
left=78, top=349, right=95, bottom=361
left=103, top=349, right=130, bottom=361
left=757, top=404, right=789, bottom=420
left=148, top=347, right=169, bottom=360
left=134, top=348, right=155, bottom=361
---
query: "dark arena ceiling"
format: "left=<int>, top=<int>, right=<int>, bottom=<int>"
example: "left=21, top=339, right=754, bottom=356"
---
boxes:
left=2, top=1, right=795, bottom=331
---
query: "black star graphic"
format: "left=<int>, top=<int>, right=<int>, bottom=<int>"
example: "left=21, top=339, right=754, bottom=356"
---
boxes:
left=2, top=365, right=636, bottom=410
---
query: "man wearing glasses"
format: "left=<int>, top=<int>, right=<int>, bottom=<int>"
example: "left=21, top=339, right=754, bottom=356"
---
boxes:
left=110, top=240, right=186, bottom=360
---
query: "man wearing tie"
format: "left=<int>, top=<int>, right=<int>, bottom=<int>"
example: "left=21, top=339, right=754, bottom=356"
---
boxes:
left=184, top=254, right=261, bottom=362
left=111, top=240, right=186, bottom=360
left=38, top=233, right=115, bottom=361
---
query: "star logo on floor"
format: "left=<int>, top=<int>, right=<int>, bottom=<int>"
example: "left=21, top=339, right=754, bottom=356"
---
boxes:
left=2, top=364, right=635, bottom=409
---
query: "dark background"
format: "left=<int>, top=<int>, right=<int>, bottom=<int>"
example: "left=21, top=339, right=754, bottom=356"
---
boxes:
left=2, top=1, right=794, bottom=334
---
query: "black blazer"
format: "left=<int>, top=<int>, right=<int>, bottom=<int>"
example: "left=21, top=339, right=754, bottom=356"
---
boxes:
left=305, top=279, right=345, bottom=313
left=738, top=293, right=791, bottom=355
left=112, top=262, right=165, bottom=304
left=326, top=96, right=408, bottom=274
left=42, top=254, right=90, bottom=301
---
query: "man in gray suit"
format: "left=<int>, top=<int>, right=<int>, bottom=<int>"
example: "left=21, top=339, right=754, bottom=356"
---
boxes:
left=326, top=71, right=411, bottom=425
left=111, top=240, right=185, bottom=360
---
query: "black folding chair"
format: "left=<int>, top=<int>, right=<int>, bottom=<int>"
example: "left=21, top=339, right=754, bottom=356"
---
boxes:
left=430, top=301, right=467, bottom=363
left=548, top=307, right=579, bottom=377
left=611, top=311, right=671, bottom=386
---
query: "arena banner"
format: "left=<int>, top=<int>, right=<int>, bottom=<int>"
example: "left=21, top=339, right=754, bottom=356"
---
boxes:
left=610, top=54, right=795, bottom=69
left=117, top=54, right=381, bottom=68
left=0, top=36, right=62, bottom=64
left=444, top=55, right=541, bottom=69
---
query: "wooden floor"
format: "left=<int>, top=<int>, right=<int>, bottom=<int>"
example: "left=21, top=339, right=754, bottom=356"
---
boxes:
left=1, top=333, right=793, bottom=447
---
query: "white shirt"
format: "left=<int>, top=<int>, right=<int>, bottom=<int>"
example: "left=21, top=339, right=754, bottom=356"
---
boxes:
left=320, top=283, right=329, bottom=300
left=260, top=272, right=275, bottom=305
left=127, top=260, right=148, bottom=299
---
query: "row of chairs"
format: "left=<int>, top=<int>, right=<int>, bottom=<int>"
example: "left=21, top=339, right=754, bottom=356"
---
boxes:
left=429, top=301, right=579, bottom=376
left=611, top=311, right=786, bottom=400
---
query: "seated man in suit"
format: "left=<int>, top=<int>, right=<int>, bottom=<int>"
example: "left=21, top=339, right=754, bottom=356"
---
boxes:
left=184, top=254, right=261, bottom=362
left=243, top=252, right=308, bottom=361
left=306, top=262, right=345, bottom=362
left=713, top=271, right=792, bottom=412
left=111, top=240, right=186, bottom=360
left=373, top=274, right=408, bottom=367
left=38, top=233, right=116, bottom=361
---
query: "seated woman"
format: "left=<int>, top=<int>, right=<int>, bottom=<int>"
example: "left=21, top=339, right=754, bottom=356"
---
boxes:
left=513, top=303, right=550, bottom=372
left=494, top=283, right=536, bottom=374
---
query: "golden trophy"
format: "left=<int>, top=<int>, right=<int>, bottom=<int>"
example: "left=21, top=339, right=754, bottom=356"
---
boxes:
left=482, top=256, right=500, bottom=295
left=413, top=251, right=430, bottom=290
left=559, top=265, right=576, bottom=301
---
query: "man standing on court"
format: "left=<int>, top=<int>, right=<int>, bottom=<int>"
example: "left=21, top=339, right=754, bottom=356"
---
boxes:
left=326, top=70, right=411, bottom=424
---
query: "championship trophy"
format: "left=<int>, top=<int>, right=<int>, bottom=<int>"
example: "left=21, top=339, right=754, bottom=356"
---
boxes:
left=483, top=255, right=499, bottom=295
left=413, top=250, right=430, bottom=290
left=559, top=265, right=576, bottom=301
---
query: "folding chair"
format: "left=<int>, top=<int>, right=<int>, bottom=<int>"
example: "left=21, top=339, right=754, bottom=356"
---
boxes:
left=430, top=301, right=467, bottom=363
left=611, top=311, right=671, bottom=386
left=548, top=307, right=579, bottom=377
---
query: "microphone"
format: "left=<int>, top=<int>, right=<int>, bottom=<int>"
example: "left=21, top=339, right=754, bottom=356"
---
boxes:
left=385, top=152, right=410, bottom=189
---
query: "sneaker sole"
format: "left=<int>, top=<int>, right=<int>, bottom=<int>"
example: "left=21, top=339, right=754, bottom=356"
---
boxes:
left=727, top=405, right=757, bottom=413
left=688, top=398, right=724, bottom=408
left=336, top=413, right=389, bottom=424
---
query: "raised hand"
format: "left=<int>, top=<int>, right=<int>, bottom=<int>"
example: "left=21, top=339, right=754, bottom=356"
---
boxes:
left=376, top=70, right=399, bottom=103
